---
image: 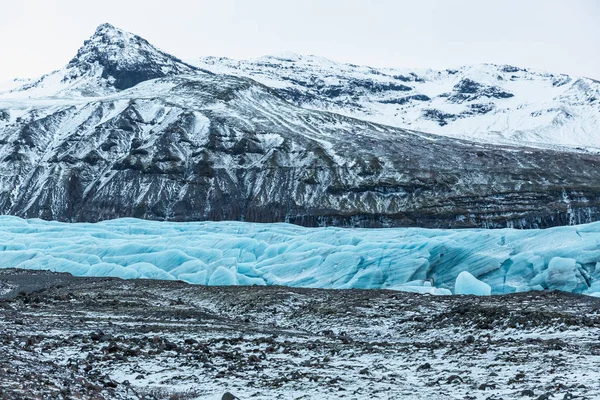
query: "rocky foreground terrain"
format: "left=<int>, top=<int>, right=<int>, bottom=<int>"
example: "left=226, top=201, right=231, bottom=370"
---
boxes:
left=1, top=269, right=599, bottom=399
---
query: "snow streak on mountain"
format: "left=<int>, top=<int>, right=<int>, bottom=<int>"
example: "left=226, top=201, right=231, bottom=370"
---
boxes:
left=0, top=24, right=599, bottom=228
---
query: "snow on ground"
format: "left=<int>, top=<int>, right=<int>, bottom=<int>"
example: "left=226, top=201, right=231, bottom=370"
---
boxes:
left=1, top=269, right=599, bottom=400
left=1, top=216, right=600, bottom=296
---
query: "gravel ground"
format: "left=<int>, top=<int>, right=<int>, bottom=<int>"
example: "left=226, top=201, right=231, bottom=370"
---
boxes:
left=1, top=268, right=600, bottom=400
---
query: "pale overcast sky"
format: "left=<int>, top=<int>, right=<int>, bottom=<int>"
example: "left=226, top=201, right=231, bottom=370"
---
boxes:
left=1, top=0, right=599, bottom=81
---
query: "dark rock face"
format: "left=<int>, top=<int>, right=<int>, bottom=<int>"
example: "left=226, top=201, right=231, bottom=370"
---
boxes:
left=280, top=77, right=413, bottom=107
left=99, top=62, right=173, bottom=91
left=455, top=78, right=483, bottom=94
left=464, top=103, right=495, bottom=115
left=392, top=73, right=425, bottom=83
left=501, top=65, right=522, bottom=73
left=1, top=73, right=600, bottom=228
left=449, top=78, right=514, bottom=103
left=421, top=109, right=458, bottom=126
left=379, top=94, right=431, bottom=105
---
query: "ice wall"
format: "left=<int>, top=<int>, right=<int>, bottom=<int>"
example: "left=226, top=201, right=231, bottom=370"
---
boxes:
left=0, top=216, right=599, bottom=295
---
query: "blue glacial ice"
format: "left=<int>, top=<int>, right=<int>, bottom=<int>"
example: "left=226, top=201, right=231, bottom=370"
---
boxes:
left=455, top=272, right=492, bottom=296
left=1, top=216, right=600, bottom=296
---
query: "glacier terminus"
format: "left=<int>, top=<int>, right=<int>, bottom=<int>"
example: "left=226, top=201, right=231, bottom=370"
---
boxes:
left=2, top=216, right=599, bottom=297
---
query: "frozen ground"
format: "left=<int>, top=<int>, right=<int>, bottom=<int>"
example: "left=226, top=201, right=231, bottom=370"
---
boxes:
left=1, top=216, right=600, bottom=296
left=0, top=269, right=599, bottom=399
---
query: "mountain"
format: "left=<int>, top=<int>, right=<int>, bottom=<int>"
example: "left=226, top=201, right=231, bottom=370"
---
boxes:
left=4, top=23, right=200, bottom=98
left=193, top=54, right=600, bottom=150
left=0, top=25, right=599, bottom=228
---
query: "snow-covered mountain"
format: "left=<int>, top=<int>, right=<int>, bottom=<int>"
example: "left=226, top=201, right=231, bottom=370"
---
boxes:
left=4, top=23, right=200, bottom=98
left=193, top=54, right=600, bottom=150
left=1, top=24, right=600, bottom=228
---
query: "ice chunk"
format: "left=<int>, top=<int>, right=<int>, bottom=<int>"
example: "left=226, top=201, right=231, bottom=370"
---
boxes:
left=455, top=271, right=491, bottom=296
left=394, top=280, right=453, bottom=295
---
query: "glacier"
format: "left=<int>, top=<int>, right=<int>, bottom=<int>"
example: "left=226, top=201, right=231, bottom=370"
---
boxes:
left=0, top=216, right=599, bottom=296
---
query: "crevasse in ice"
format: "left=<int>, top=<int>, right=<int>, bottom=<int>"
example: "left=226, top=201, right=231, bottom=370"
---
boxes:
left=1, top=216, right=599, bottom=296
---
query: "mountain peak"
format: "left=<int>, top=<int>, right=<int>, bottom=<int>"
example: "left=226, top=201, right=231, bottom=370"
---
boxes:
left=6, top=24, right=199, bottom=97
left=70, top=24, right=147, bottom=66
left=94, top=22, right=119, bottom=34
left=87, top=23, right=130, bottom=46
left=63, top=23, right=198, bottom=91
